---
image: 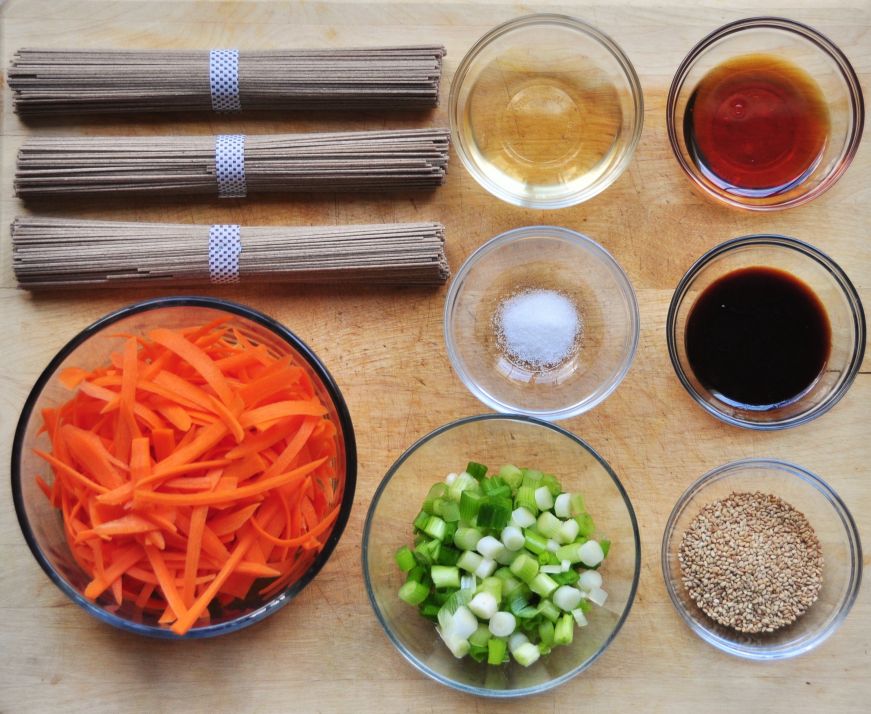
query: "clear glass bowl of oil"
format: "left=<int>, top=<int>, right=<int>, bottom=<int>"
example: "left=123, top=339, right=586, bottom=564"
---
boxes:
left=449, top=14, right=644, bottom=209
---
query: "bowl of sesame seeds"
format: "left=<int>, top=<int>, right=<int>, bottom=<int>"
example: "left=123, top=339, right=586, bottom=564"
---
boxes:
left=661, top=458, right=861, bottom=660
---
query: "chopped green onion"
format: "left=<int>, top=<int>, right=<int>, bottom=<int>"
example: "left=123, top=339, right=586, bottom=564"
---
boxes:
left=394, top=546, right=416, bottom=572
left=501, top=525, right=525, bottom=552
left=512, top=642, right=541, bottom=667
left=514, top=486, right=539, bottom=516
left=521, top=469, right=543, bottom=489
left=436, top=544, right=461, bottom=567
left=600, top=539, right=611, bottom=558
left=541, top=473, right=562, bottom=497
left=538, top=620, right=555, bottom=647
left=423, top=515, right=448, bottom=541
left=489, top=611, right=516, bottom=637
left=537, top=550, right=559, bottom=566
left=555, top=542, right=584, bottom=564
left=553, top=585, right=583, bottom=611
left=434, top=498, right=460, bottom=523
left=414, top=539, right=440, bottom=566
left=571, top=608, right=588, bottom=627
left=479, top=576, right=503, bottom=602
left=557, top=518, right=580, bottom=544
left=579, top=570, right=603, bottom=591
left=481, top=477, right=511, bottom=500
left=498, top=464, right=523, bottom=490
left=469, top=592, right=498, bottom=619
left=574, top=512, right=595, bottom=537
left=554, top=493, right=572, bottom=518
left=406, top=565, right=426, bottom=584
left=399, top=580, right=429, bottom=605
left=469, top=622, right=491, bottom=647
left=457, top=550, right=483, bottom=573
left=477, top=498, right=512, bottom=530
left=419, top=603, right=440, bottom=620
left=453, top=527, right=482, bottom=552
left=587, top=587, right=608, bottom=607
left=534, top=486, right=554, bottom=511
left=468, top=643, right=488, bottom=663
left=412, top=510, right=429, bottom=532
left=509, top=552, right=539, bottom=583
left=431, top=565, right=460, bottom=589
left=459, top=489, right=483, bottom=522
left=537, top=599, right=560, bottom=623
left=530, top=573, right=558, bottom=598
left=510, top=506, right=536, bottom=528
left=422, top=483, right=447, bottom=514
left=466, top=461, right=488, bottom=480
left=474, top=558, right=497, bottom=579
left=570, top=494, right=586, bottom=516
left=523, top=529, right=548, bottom=555
left=578, top=540, right=605, bottom=567
left=476, top=535, right=506, bottom=560
left=553, top=613, right=574, bottom=645
left=552, top=569, right=580, bottom=586
left=447, top=472, right=479, bottom=501
left=488, top=636, right=508, bottom=664
left=536, top=511, right=562, bottom=540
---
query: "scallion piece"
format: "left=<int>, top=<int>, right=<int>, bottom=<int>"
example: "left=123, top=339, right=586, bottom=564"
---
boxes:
left=514, top=486, right=539, bottom=516
left=537, top=599, right=560, bottom=623
left=541, top=473, right=562, bottom=497
left=466, top=461, right=488, bottom=480
left=479, top=576, right=503, bottom=602
left=422, top=483, right=447, bottom=514
left=434, top=498, right=460, bottom=523
left=469, top=622, right=491, bottom=647
left=509, top=552, right=539, bottom=583
left=538, top=620, right=555, bottom=647
left=534, top=486, right=554, bottom=511
left=530, top=573, right=558, bottom=598
left=552, top=569, right=580, bottom=586
left=423, top=515, right=448, bottom=541
left=575, top=512, right=595, bottom=537
left=457, top=550, right=483, bottom=573
left=553, top=613, right=574, bottom=645
left=521, top=469, right=543, bottom=489
left=394, top=546, right=416, bottom=572
left=523, top=529, right=548, bottom=555
left=459, top=489, right=483, bottom=522
left=453, top=527, right=483, bottom=552
left=487, top=636, right=508, bottom=664
left=399, top=580, right=429, bottom=605
left=447, top=472, right=479, bottom=501
left=600, top=539, right=611, bottom=558
left=431, top=565, right=460, bottom=589
left=498, top=464, right=523, bottom=490
left=510, top=506, right=536, bottom=528
left=412, top=510, right=429, bottom=532
left=512, top=642, right=541, bottom=667
left=536, top=512, right=562, bottom=540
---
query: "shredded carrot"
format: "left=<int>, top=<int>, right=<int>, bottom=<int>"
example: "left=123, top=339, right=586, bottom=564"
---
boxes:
left=32, top=321, right=344, bottom=635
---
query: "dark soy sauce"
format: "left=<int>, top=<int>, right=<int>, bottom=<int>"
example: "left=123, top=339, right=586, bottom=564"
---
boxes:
left=684, top=54, right=829, bottom=197
left=685, top=267, right=831, bottom=409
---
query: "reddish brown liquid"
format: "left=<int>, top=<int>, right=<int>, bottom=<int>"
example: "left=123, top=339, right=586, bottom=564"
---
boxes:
left=685, top=54, right=829, bottom=196
left=685, top=267, right=831, bottom=409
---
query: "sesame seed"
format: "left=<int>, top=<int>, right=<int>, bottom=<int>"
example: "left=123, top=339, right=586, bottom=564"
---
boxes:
left=678, top=491, right=823, bottom=634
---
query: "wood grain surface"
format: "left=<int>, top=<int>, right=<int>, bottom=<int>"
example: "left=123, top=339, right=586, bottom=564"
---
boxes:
left=0, top=1, right=868, bottom=712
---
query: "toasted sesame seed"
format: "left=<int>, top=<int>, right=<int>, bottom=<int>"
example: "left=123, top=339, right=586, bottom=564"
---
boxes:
left=678, top=491, right=823, bottom=634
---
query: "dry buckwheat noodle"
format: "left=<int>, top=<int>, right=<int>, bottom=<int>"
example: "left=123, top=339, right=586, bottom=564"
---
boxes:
left=15, top=129, right=450, bottom=198
left=7, top=47, right=445, bottom=116
left=12, top=217, right=449, bottom=289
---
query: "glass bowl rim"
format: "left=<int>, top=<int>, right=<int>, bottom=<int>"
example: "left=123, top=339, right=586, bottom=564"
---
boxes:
left=361, top=412, right=642, bottom=697
left=10, top=295, right=358, bottom=639
left=665, top=15, right=865, bottom=212
left=659, top=457, right=863, bottom=660
left=443, top=225, right=641, bottom=421
left=665, top=234, right=866, bottom=430
left=448, top=12, right=645, bottom=209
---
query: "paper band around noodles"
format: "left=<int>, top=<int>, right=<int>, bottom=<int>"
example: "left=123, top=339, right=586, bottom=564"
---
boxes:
left=209, top=49, right=241, bottom=112
left=214, top=134, right=246, bottom=198
left=208, top=224, right=242, bottom=284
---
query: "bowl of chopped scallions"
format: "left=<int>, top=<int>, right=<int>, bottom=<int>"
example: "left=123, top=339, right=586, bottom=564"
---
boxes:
left=362, top=414, right=640, bottom=697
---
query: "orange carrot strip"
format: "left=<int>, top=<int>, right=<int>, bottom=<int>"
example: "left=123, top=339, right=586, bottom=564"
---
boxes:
left=207, top=394, right=245, bottom=444
left=251, top=504, right=340, bottom=548
left=208, top=503, right=261, bottom=537
left=151, top=429, right=176, bottom=461
left=59, top=366, right=89, bottom=389
left=83, top=545, right=144, bottom=599
left=33, top=449, right=109, bottom=494
left=239, top=401, right=326, bottom=430
left=225, top=418, right=300, bottom=459
left=182, top=506, right=208, bottom=608
left=149, top=328, right=233, bottom=406
left=142, top=422, right=229, bottom=485
left=237, top=364, right=304, bottom=407
left=61, top=425, right=123, bottom=489
left=170, top=523, right=262, bottom=635
left=130, top=437, right=151, bottom=486
left=261, top=417, right=318, bottom=480
left=152, top=371, right=218, bottom=412
left=78, top=514, right=155, bottom=540
left=156, top=404, right=192, bottom=432
left=144, top=544, right=188, bottom=622
left=235, top=562, right=282, bottom=578
left=80, top=382, right=164, bottom=430
left=135, top=457, right=326, bottom=507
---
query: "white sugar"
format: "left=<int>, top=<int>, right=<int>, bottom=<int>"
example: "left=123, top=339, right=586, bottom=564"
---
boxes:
left=495, top=289, right=581, bottom=369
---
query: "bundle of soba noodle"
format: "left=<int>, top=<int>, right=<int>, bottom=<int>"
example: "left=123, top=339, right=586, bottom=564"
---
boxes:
left=11, top=217, right=450, bottom=289
left=8, top=46, right=446, bottom=117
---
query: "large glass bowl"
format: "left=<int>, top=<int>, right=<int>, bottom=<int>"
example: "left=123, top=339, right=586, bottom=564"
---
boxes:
left=666, top=235, right=865, bottom=429
left=450, top=14, right=644, bottom=209
left=11, top=296, right=356, bottom=638
left=667, top=17, right=864, bottom=211
left=661, top=459, right=862, bottom=659
left=445, top=226, right=639, bottom=420
left=362, top=414, right=640, bottom=697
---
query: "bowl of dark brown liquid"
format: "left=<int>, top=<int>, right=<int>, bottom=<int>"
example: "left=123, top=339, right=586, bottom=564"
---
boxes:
left=667, top=17, right=864, bottom=211
left=667, top=235, right=865, bottom=429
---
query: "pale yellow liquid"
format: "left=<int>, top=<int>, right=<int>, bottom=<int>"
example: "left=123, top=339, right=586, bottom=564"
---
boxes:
left=461, top=51, right=625, bottom=203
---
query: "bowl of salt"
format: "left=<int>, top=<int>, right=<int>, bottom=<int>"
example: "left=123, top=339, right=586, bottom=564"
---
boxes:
left=444, top=226, right=639, bottom=420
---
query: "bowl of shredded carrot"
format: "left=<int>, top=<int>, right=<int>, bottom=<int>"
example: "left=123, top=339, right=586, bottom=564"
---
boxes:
left=12, top=296, right=356, bottom=638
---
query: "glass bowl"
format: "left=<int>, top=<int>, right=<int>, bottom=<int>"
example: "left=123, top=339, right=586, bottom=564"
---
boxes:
left=667, top=235, right=865, bottom=429
left=11, top=296, right=356, bottom=638
left=661, top=458, right=862, bottom=659
left=362, top=414, right=640, bottom=696
left=449, top=13, right=644, bottom=209
left=667, top=17, right=864, bottom=211
left=444, top=226, right=639, bottom=420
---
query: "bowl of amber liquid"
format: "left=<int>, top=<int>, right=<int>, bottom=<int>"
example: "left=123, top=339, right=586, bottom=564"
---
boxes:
left=450, top=14, right=644, bottom=209
left=667, top=235, right=865, bottom=429
left=667, top=17, right=864, bottom=210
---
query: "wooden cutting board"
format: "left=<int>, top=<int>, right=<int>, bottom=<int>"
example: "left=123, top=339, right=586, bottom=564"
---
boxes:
left=0, top=1, right=868, bottom=712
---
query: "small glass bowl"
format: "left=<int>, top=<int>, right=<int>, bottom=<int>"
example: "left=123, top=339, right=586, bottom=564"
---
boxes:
left=444, top=226, right=639, bottom=420
left=449, top=14, right=644, bottom=209
left=363, top=414, right=640, bottom=696
left=12, top=296, right=356, bottom=638
left=667, top=235, right=865, bottom=430
left=661, top=458, right=862, bottom=659
left=667, top=17, right=864, bottom=211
